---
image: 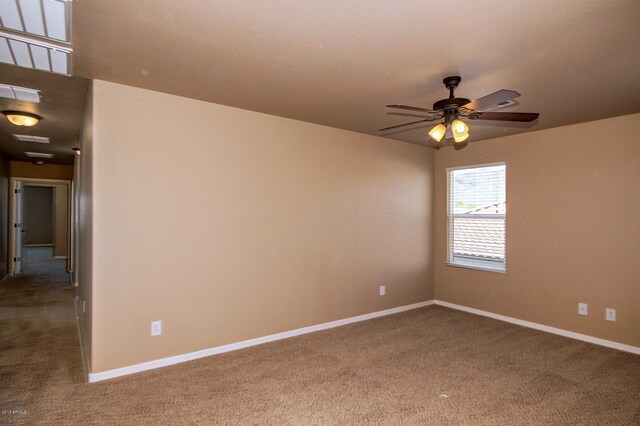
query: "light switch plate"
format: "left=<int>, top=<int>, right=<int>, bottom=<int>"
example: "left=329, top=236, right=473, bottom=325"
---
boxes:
left=151, top=320, right=162, bottom=336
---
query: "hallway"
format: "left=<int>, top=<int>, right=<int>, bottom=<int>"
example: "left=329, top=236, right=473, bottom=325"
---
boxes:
left=0, top=247, right=83, bottom=421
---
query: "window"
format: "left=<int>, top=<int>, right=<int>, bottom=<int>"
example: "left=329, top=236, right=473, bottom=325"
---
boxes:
left=447, top=163, right=506, bottom=272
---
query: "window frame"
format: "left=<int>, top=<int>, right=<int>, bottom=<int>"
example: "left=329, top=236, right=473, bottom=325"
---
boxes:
left=446, top=162, right=507, bottom=273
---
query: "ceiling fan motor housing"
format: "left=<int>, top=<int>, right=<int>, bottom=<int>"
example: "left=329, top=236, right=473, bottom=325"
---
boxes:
left=433, top=76, right=470, bottom=113
left=433, top=97, right=471, bottom=112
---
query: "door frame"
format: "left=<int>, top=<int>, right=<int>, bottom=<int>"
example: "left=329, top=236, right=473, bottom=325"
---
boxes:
left=9, top=177, right=72, bottom=276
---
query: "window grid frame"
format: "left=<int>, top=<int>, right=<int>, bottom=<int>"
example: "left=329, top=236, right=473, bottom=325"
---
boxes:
left=446, top=162, right=507, bottom=273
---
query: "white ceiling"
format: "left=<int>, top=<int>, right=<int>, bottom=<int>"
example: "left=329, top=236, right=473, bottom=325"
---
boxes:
left=1, top=0, right=640, bottom=162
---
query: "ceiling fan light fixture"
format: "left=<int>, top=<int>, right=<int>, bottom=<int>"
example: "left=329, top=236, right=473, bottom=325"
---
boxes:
left=453, top=133, right=469, bottom=143
left=428, top=123, right=446, bottom=142
left=452, top=118, right=469, bottom=135
left=2, top=110, right=41, bottom=127
left=451, top=119, right=469, bottom=143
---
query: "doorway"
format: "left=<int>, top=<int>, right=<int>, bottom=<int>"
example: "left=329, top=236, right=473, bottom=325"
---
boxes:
left=9, top=178, right=71, bottom=276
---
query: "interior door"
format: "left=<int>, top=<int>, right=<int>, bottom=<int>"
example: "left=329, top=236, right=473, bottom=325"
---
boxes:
left=13, top=180, right=23, bottom=275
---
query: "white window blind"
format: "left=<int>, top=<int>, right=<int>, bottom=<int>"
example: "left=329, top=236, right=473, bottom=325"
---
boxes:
left=447, top=163, right=506, bottom=272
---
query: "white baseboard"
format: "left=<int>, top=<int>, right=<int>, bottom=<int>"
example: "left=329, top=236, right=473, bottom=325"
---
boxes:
left=88, top=300, right=435, bottom=383
left=87, top=298, right=638, bottom=383
left=73, top=296, right=90, bottom=381
left=434, top=300, right=640, bottom=355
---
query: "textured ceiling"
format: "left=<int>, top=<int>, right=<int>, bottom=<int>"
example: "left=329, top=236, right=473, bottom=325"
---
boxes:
left=1, top=0, right=640, bottom=164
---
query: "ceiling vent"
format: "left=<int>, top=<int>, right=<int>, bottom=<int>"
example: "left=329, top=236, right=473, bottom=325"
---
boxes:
left=13, top=134, right=50, bottom=143
left=0, top=0, right=71, bottom=43
left=0, top=31, right=71, bottom=75
left=24, top=151, right=53, bottom=158
left=0, top=83, right=40, bottom=102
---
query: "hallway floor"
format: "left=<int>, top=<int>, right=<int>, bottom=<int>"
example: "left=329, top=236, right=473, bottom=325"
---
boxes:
left=0, top=247, right=83, bottom=423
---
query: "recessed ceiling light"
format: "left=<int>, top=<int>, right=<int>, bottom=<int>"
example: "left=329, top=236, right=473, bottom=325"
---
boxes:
left=13, top=134, right=50, bottom=143
left=0, top=83, right=41, bottom=102
left=0, top=31, right=72, bottom=75
left=0, top=0, right=71, bottom=43
left=24, top=151, right=53, bottom=158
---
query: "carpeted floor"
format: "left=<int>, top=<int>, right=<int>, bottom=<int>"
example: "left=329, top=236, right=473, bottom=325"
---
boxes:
left=1, top=253, right=639, bottom=425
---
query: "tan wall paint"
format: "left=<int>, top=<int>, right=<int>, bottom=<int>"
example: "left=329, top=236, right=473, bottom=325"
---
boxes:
left=0, top=155, right=9, bottom=278
left=10, top=161, right=73, bottom=181
left=53, top=184, right=68, bottom=258
left=77, top=81, right=94, bottom=368
left=90, top=80, right=433, bottom=372
left=434, top=113, right=640, bottom=348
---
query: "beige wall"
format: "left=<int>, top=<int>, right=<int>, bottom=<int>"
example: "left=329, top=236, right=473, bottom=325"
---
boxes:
left=77, top=81, right=94, bottom=369
left=89, top=80, right=433, bottom=372
left=0, top=154, right=9, bottom=278
left=434, top=113, right=640, bottom=347
left=10, top=161, right=73, bottom=181
left=53, top=184, right=68, bottom=258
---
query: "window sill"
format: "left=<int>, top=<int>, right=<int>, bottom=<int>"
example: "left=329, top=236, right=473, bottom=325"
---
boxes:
left=447, top=260, right=506, bottom=274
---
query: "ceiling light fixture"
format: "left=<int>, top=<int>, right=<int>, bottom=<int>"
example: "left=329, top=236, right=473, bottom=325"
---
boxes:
left=3, top=110, right=41, bottom=127
left=425, top=113, right=465, bottom=144
left=428, top=116, right=470, bottom=144
left=451, top=119, right=469, bottom=143
left=427, top=123, right=446, bottom=143
left=426, top=80, right=472, bottom=144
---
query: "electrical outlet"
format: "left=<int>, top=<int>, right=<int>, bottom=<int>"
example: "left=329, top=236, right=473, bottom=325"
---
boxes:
left=379, top=285, right=386, bottom=296
left=605, top=308, right=616, bottom=322
left=151, top=320, right=162, bottom=336
left=578, top=303, right=588, bottom=316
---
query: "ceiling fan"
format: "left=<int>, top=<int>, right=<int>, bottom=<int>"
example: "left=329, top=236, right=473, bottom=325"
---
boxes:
left=379, top=76, right=539, bottom=143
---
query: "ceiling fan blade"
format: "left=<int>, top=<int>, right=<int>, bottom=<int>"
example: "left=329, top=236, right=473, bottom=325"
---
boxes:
left=388, top=112, right=435, bottom=119
left=468, top=112, right=540, bottom=122
left=463, top=89, right=521, bottom=112
left=378, top=118, right=434, bottom=131
left=386, top=104, right=438, bottom=113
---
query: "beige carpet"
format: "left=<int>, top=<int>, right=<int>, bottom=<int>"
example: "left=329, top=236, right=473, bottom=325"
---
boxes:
left=1, top=262, right=639, bottom=425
